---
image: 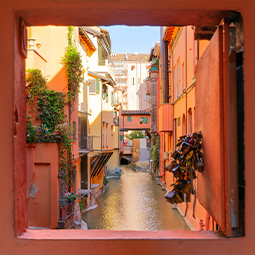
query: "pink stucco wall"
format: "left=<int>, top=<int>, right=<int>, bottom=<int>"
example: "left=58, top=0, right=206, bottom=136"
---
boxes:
left=1, top=1, right=255, bottom=254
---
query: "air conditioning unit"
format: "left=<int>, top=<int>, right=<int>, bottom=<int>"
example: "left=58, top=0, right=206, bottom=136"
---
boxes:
left=164, top=152, right=169, bottom=160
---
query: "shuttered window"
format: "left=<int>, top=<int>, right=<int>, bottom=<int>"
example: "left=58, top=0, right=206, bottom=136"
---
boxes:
left=111, top=92, right=114, bottom=106
left=144, top=117, right=148, bottom=123
left=127, top=116, right=131, bottom=122
left=96, top=78, right=100, bottom=94
left=89, top=79, right=96, bottom=94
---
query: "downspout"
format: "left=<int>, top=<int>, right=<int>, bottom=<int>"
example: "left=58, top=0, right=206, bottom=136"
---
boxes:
left=185, top=26, right=188, bottom=134
left=101, top=81, right=110, bottom=152
left=168, top=37, right=174, bottom=149
left=160, top=30, right=169, bottom=104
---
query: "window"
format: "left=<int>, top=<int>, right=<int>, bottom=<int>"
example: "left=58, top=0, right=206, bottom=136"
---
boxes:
left=127, top=116, right=131, bottom=121
left=178, top=116, right=181, bottom=126
left=89, top=79, right=96, bottom=94
left=140, top=117, right=144, bottom=124
left=131, top=92, right=135, bottom=100
left=188, top=108, right=193, bottom=134
left=178, top=60, right=181, bottom=96
left=182, top=62, right=185, bottom=91
left=111, top=92, right=114, bottom=106
left=106, top=135, right=108, bottom=147
left=143, top=117, right=148, bottom=123
left=174, top=66, right=177, bottom=100
left=138, top=77, right=141, bottom=84
left=12, top=4, right=246, bottom=250
left=120, top=135, right=123, bottom=141
left=131, top=65, right=135, bottom=70
left=146, top=95, right=149, bottom=100
left=102, top=134, right=104, bottom=147
left=132, top=77, right=135, bottom=85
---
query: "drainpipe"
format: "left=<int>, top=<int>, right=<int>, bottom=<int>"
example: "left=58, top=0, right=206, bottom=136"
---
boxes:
left=168, top=38, right=174, bottom=149
left=101, top=81, right=109, bottom=152
left=160, top=28, right=169, bottom=104
left=185, top=27, right=188, bottom=134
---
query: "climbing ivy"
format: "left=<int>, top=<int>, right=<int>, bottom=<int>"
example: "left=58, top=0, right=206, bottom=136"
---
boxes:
left=61, top=26, right=83, bottom=105
left=37, top=90, right=65, bottom=132
left=57, top=123, right=76, bottom=192
left=149, top=135, right=160, bottom=171
left=26, top=68, right=47, bottom=120
left=26, top=68, right=76, bottom=192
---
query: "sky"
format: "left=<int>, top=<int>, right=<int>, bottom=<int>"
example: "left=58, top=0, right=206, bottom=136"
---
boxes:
left=101, top=26, right=160, bottom=54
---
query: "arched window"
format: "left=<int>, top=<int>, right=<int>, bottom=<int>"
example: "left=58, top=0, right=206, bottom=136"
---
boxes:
left=188, top=108, right=192, bottom=134
left=182, top=114, right=186, bottom=135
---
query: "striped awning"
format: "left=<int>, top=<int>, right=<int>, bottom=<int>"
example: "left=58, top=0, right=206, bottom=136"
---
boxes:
left=163, top=26, right=179, bottom=42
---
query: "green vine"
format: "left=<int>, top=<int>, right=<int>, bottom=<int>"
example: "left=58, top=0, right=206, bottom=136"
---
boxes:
left=37, top=90, right=65, bottom=132
left=57, top=123, right=76, bottom=192
left=149, top=135, right=159, bottom=171
left=61, top=26, right=83, bottom=105
left=26, top=68, right=76, bottom=192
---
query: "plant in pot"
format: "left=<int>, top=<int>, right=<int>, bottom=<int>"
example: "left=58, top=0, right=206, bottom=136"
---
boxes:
left=64, top=192, right=77, bottom=215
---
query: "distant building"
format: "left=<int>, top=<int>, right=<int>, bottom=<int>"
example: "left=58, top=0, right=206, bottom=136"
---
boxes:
left=111, top=53, right=150, bottom=110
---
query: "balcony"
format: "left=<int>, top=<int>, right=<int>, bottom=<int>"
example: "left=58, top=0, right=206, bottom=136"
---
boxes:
left=80, top=136, right=94, bottom=150
left=90, top=59, right=115, bottom=80
left=158, top=104, right=173, bottom=132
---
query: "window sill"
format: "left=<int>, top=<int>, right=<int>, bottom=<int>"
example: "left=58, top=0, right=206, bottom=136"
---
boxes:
left=19, top=229, right=223, bottom=240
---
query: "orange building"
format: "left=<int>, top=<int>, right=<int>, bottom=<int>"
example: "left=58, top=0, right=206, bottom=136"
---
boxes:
left=157, top=26, right=210, bottom=230
left=25, top=26, right=80, bottom=229
left=157, top=22, right=244, bottom=234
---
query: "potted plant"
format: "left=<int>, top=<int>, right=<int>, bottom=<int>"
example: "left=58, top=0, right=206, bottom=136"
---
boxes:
left=64, top=192, right=77, bottom=214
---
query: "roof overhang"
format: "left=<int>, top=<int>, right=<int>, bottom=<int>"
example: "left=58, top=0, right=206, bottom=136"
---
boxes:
left=79, top=27, right=96, bottom=57
left=88, top=70, right=111, bottom=82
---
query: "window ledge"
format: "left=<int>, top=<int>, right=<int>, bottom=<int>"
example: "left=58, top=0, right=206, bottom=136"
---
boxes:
left=19, top=229, right=223, bottom=240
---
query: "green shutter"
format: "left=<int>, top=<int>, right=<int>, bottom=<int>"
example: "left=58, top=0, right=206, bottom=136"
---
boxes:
left=127, top=116, right=131, bottom=122
left=144, top=117, right=148, bottom=123
left=111, top=92, right=113, bottom=105
left=120, top=135, right=123, bottom=141
left=98, top=45, right=103, bottom=66
left=106, top=87, right=109, bottom=102
left=96, top=79, right=100, bottom=94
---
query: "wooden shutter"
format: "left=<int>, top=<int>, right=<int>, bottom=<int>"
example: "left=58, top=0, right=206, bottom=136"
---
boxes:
left=144, top=117, right=148, bottom=123
left=195, top=22, right=238, bottom=237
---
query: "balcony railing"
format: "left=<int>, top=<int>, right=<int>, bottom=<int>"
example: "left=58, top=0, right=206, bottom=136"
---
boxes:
left=80, top=136, right=93, bottom=150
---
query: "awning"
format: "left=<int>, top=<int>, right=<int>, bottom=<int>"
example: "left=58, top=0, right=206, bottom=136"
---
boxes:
left=91, top=151, right=113, bottom=179
left=163, top=27, right=179, bottom=42
left=88, top=70, right=111, bottom=82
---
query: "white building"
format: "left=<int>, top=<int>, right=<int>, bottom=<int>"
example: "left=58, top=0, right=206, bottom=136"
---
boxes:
left=111, top=53, right=150, bottom=110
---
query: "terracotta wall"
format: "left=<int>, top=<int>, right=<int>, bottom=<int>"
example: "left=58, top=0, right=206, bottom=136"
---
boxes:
left=1, top=0, right=255, bottom=254
left=26, top=143, right=59, bottom=229
left=123, top=115, right=150, bottom=130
